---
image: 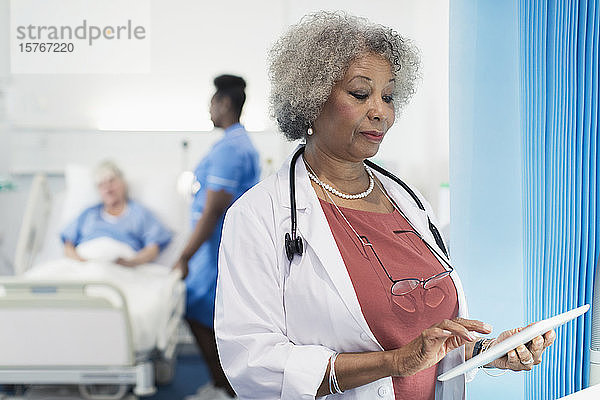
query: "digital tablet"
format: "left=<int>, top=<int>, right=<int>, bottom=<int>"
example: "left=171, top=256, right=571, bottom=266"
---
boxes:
left=437, top=304, right=590, bottom=382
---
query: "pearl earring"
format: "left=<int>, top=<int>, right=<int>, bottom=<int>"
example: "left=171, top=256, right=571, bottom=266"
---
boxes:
left=307, top=127, right=314, bottom=136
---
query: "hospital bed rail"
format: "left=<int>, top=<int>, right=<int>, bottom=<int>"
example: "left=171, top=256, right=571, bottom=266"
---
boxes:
left=14, top=174, right=51, bottom=276
left=0, top=278, right=156, bottom=397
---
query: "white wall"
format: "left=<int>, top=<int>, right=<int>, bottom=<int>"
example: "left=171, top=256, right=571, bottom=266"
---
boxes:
left=0, top=0, right=449, bottom=269
left=0, top=0, right=8, bottom=172
left=5, top=0, right=286, bottom=132
left=5, top=0, right=449, bottom=191
left=0, top=0, right=10, bottom=273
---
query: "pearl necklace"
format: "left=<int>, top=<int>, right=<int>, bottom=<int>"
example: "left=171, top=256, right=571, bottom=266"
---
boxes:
left=304, top=158, right=375, bottom=200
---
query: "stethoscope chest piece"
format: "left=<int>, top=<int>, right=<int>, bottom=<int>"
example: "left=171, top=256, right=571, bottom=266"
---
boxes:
left=285, top=232, right=303, bottom=261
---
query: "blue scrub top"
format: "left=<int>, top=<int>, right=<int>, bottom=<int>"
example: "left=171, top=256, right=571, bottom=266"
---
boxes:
left=185, top=123, right=260, bottom=327
left=61, top=200, right=172, bottom=252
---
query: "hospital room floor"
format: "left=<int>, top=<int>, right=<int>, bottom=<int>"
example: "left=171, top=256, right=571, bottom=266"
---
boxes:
left=149, top=353, right=211, bottom=400
left=0, top=353, right=211, bottom=400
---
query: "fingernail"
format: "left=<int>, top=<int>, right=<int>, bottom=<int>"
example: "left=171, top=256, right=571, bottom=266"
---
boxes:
left=518, top=345, right=526, bottom=351
left=534, top=337, right=543, bottom=345
left=483, top=323, right=493, bottom=332
left=442, top=330, right=452, bottom=335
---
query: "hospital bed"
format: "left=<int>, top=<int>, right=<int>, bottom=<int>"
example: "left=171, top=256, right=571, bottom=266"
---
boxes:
left=0, top=167, right=188, bottom=399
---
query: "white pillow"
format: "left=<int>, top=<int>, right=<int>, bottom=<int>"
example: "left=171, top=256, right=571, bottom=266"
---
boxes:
left=59, top=163, right=101, bottom=230
left=34, top=164, right=101, bottom=266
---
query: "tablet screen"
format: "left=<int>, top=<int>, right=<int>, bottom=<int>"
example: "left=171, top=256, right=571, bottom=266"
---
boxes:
left=437, top=304, right=590, bottom=382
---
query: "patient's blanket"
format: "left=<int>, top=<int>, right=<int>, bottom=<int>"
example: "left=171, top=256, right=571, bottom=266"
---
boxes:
left=25, top=237, right=176, bottom=354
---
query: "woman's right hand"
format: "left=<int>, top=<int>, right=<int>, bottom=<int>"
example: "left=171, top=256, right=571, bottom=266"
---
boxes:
left=393, top=318, right=492, bottom=376
left=172, top=257, right=189, bottom=279
left=64, top=242, right=86, bottom=262
left=317, top=317, right=493, bottom=396
left=66, top=253, right=86, bottom=262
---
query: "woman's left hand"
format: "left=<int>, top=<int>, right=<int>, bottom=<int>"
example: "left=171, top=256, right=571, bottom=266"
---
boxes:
left=487, top=326, right=556, bottom=371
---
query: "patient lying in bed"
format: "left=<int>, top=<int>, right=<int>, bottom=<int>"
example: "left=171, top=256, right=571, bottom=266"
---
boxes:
left=24, top=161, right=181, bottom=354
left=61, top=160, right=172, bottom=266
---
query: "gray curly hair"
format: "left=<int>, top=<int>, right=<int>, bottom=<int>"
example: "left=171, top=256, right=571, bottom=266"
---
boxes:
left=269, top=11, right=420, bottom=141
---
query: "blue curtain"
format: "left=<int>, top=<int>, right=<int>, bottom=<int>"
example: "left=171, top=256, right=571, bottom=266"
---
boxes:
left=520, top=0, right=600, bottom=399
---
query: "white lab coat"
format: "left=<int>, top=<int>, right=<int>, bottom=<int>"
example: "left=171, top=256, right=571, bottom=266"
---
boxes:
left=215, top=150, right=471, bottom=400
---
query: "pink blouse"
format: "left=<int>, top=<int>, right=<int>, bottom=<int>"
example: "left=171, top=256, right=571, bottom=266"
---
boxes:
left=320, top=199, right=458, bottom=400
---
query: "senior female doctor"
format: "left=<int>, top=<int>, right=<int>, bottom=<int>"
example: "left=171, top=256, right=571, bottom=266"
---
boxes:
left=215, top=12, right=555, bottom=400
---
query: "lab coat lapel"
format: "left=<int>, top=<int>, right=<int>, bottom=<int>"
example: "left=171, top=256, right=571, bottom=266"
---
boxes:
left=279, top=155, right=382, bottom=348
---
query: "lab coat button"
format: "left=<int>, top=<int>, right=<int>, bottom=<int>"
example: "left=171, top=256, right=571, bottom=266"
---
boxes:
left=304, top=207, right=311, bottom=215
left=377, top=386, right=389, bottom=397
left=360, top=332, right=369, bottom=341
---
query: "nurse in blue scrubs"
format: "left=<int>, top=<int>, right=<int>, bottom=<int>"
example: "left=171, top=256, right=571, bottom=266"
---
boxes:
left=174, top=75, right=260, bottom=399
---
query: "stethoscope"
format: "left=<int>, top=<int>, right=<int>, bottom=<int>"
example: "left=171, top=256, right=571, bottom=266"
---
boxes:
left=284, top=145, right=449, bottom=261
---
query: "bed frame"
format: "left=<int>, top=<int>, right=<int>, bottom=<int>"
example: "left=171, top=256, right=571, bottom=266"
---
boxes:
left=1, top=174, right=185, bottom=399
